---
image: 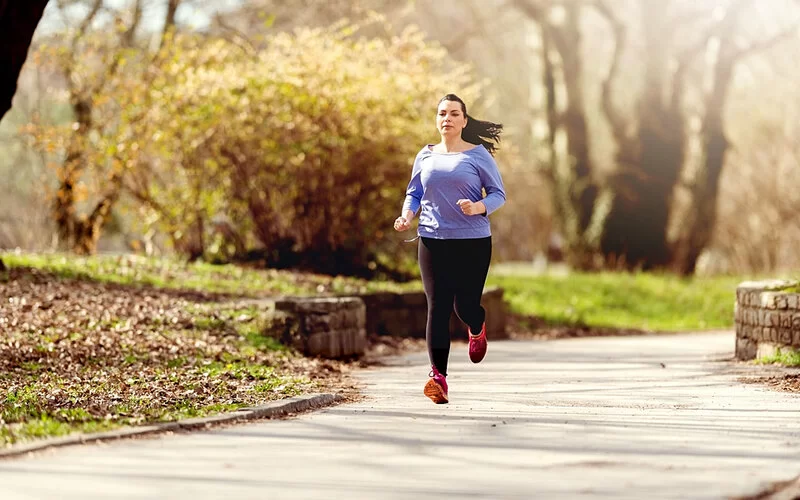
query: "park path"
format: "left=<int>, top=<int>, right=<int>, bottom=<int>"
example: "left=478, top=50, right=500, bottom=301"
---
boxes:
left=2, top=332, right=800, bottom=500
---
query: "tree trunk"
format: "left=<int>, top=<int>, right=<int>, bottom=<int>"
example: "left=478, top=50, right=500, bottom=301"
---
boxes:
left=670, top=10, right=741, bottom=274
left=54, top=98, right=92, bottom=250
left=0, top=0, right=49, bottom=122
left=601, top=1, right=682, bottom=270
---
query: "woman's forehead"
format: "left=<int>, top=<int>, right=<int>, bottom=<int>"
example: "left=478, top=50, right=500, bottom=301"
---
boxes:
left=438, top=100, right=462, bottom=112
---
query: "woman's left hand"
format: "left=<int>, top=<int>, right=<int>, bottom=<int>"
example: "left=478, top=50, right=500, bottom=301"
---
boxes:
left=456, top=199, right=486, bottom=216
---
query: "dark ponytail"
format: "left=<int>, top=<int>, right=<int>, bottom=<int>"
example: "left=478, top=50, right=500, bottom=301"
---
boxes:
left=439, top=94, right=503, bottom=156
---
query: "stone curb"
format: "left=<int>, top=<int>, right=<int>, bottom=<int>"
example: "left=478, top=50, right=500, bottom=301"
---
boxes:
left=0, top=393, right=342, bottom=460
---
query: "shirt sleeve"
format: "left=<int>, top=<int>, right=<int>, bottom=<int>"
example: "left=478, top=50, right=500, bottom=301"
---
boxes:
left=478, top=150, right=506, bottom=216
left=402, top=152, right=424, bottom=215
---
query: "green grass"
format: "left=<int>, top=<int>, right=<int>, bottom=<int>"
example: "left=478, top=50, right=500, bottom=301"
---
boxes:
left=756, top=348, right=800, bottom=367
left=487, top=271, right=747, bottom=331
left=3, top=251, right=765, bottom=332
left=0, top=252, right=416, bottom=297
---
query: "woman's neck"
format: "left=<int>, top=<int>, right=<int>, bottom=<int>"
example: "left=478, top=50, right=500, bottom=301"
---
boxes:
left=438, top=136, right=468, bottom=152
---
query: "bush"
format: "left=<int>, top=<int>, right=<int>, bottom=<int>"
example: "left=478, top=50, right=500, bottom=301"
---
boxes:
left=130, top=24, right=481, bottom=277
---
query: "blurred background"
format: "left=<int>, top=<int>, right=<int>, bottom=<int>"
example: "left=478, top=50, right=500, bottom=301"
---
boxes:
left=2, top=0, right=799, bottom=279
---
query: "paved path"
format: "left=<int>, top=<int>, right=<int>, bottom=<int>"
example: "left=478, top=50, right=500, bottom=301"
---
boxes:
left=3, top=332, right=800, bottom=500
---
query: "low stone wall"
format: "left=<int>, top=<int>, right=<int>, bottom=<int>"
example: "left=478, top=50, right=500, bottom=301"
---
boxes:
left=273, top=297, right=366, bottom=359
left=735, top=280, right=800, bottom=360
left=358, top=286, right=508, bottom=340
left=270, top=287, right=508, bottom=359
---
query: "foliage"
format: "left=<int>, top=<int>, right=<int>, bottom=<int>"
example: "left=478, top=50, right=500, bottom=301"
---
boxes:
left=20, top=18, right=153, bottom=254
left=125, top=24, right=480, bottom=275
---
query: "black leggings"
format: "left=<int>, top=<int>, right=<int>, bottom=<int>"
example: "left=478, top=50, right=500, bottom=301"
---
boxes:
left=419, top=236, right=492, bottom=376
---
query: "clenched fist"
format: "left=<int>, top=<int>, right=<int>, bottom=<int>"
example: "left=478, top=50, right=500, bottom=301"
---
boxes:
left=394, top=216, right=411, bottom=232
left=456, top=199, right=486, bottom=216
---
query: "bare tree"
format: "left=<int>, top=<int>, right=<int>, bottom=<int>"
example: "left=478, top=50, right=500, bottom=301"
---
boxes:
left=512, top=0, right=799, bottom=273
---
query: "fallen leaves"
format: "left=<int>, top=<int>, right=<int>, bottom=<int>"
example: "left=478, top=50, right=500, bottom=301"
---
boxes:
left=0, top=265, right=350, bottom=446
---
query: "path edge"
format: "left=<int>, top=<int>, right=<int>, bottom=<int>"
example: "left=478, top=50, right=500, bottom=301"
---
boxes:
left=0, top=393, right=342, bottom=459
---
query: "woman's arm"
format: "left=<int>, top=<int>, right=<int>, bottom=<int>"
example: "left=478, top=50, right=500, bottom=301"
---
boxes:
left=477, top=151, right=506, bottom=215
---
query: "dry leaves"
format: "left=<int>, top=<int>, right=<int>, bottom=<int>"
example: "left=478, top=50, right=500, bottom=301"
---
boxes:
left=0, top=266, right=350, bottom=445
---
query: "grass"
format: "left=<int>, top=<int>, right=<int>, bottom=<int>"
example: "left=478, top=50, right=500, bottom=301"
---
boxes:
left=2, top=251, right=763, bottom=333
left=0, top=252, right=417, bottom=297
left=757, top=348, right=800, bottom=367
left=487, top=270, right=747, bottom=331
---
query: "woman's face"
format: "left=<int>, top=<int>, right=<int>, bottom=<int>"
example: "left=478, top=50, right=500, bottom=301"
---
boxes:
left=436, top=100, right=467, bottom=138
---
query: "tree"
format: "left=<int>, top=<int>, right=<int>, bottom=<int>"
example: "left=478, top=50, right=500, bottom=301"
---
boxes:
left=24, top=0, right=182, bottom=254
left=511, top=0, right=611, bottom=269
left=512, top=0, right=800, bottom=273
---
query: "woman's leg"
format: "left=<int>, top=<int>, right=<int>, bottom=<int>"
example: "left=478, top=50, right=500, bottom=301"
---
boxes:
left=419, top=237, right=455, bottom=376
left=452, top=237, right=492, bottom=333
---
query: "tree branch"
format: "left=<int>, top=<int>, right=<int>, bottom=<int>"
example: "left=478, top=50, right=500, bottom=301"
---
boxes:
left=592, top=0, right=629, bottom=145
left=734, top=23, right=800, bottom=59
left=160, top=0, right=180, bottom=50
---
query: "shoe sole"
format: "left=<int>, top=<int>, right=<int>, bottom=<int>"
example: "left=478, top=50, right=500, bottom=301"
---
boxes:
left=424, top=379, right=449, bottom=404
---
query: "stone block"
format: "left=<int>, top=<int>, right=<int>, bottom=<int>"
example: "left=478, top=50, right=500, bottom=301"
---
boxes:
left=275, top=297, right=363, bottom=315
left=736, top=337, right=757, bottom=360
left=305, top=328, right=366, bottom=359
left=757, top=342, right=779, bottom=359
left=788, top=294, right=799, bottom=310
left=272, top=297, right=367, bottom=359
left=359, top=286, right=507, bottom=340
left=792, top=329, right=800, bottom=347
left=776, top=295, right=790, bottom=310
left=780, top=329, right=793, bottom=345
left=781, top=312, right=793, bottom=329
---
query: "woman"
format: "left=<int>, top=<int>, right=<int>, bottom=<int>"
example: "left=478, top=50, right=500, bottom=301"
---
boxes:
left=393, top=94, right=506, bottom=404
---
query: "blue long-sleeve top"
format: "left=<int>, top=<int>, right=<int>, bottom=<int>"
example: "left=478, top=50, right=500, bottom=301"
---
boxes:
left=402, top=144, right=506, bottom=240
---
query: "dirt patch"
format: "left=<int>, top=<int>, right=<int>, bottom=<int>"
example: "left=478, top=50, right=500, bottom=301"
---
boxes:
left=738, top=373, right=800, bottom=394
left=731, top=475, right=800, bottom=500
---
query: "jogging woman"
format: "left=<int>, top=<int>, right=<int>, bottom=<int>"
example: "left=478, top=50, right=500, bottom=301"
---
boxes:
left=393, top=93, right=506, bottom=404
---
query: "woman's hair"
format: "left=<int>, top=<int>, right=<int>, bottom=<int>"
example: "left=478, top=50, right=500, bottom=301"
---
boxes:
left=439, top=94, right=503, bottom=156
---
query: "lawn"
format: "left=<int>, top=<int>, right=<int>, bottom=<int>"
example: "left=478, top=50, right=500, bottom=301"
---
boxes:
left=488, top=269, right=753, bottom=331
left=0, top=252, right=416, bottom=297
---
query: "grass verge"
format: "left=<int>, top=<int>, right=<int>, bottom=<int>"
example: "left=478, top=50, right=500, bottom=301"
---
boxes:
left=487, top=270, right=747, bottom=331
left=756, top=348, right=800, bottom=367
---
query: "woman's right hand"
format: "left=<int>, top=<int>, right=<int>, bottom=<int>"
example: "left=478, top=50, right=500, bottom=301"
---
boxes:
left=393, top=216, right=411, bottom=232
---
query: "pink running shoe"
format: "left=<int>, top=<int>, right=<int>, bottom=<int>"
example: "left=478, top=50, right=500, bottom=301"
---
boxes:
left=423, top=366, right=449, bottom=404
left=468, top=323, right=487, bottom=363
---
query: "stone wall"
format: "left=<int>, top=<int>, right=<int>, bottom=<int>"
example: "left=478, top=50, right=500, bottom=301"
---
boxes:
left=271, top=287, right=508, bottom=359
left=274, top=297, right=366, bottom=359
left=358, top=286, right=508, bottom=340
left=735, top=280, right=800, bottom=360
